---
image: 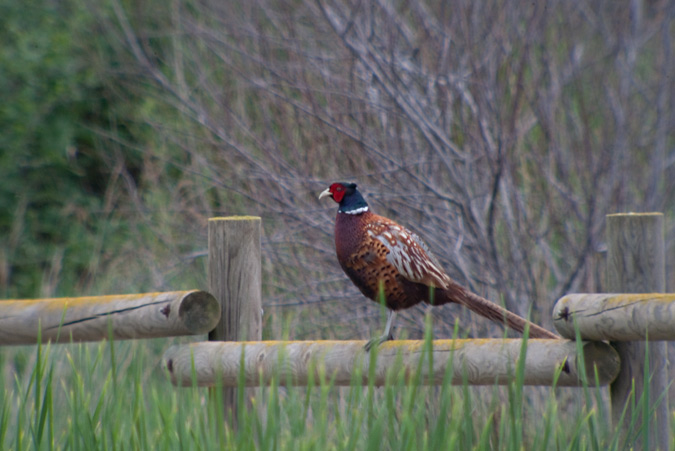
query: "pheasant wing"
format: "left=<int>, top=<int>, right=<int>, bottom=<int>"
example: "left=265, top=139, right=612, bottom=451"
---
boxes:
left=365, top=216, right=451, bottom=289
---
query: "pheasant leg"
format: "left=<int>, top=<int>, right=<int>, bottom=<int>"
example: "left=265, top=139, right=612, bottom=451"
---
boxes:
left=365, top=310, right=397, bottom=351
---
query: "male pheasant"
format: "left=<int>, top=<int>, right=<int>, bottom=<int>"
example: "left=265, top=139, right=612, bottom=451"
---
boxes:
left=319, top=182, right=557, bottom=349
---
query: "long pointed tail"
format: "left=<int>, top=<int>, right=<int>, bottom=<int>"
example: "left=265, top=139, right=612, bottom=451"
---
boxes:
left=436, top=283, right=558, bottom=339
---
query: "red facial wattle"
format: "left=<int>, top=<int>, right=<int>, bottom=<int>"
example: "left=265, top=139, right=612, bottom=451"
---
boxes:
left=330, top=183, right=346, bottom=203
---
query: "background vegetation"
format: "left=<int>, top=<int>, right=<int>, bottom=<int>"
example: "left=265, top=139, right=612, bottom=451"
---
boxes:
left=1, top=0, right=673, bottom=448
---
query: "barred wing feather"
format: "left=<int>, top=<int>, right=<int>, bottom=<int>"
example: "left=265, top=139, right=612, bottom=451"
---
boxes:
left=365, top=216, right=451, bottom=289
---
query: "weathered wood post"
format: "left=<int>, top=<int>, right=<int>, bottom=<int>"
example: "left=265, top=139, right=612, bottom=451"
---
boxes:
left=208, top=217, right=263, bottom=420
left=607, top=213, right=668, bottom=450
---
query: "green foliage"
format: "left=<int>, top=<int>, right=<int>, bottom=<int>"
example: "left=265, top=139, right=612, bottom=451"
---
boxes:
left=0, top=0, right=117, bottom=298
left=0, top=0, right=198, bottom=299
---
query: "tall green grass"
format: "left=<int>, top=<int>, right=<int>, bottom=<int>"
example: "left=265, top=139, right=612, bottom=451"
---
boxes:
left=0, top=336, right=660, bottom=450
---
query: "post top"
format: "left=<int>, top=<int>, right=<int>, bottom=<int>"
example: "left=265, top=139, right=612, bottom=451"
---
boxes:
left=208, top=216, right=261, bottom=221
left=606, top=212, right=663, bottom=217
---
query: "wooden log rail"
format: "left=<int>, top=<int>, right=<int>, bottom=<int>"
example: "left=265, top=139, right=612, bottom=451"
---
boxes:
left=163, top=339, right=620, bottom=388
left=0, top=290, right=220, bottom=345
left=553, top=293, right=675, bottom=341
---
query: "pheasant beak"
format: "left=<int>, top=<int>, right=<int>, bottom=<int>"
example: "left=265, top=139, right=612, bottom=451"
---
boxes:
left=318, top=188, right=333, bottom=200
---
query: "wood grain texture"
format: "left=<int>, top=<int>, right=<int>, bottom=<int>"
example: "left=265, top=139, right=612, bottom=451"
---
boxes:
left=553, top=293, right=675, bottom=341
left=0, top=290, right=220, bottom=345
left=207, top=217, right=263, bottom=420
left=606, top=213, right=668, bottom=451
left=163, top=339, right=620, bottom=387
left=208, top=217, right=262, bottom=342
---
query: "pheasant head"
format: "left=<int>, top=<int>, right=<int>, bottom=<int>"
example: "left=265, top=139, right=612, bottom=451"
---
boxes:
left=318, top=182, right=369, bottom=214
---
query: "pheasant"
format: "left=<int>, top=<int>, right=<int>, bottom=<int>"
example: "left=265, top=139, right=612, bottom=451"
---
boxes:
left=319, top=182, right=558, bottom=349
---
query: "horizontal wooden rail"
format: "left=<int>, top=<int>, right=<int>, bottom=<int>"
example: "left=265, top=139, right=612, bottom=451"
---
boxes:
left=0, top=290, right=220, bottom=345
left=163, top=339, right=620, bottom=387
left=553, top=293, right=675, bottom=341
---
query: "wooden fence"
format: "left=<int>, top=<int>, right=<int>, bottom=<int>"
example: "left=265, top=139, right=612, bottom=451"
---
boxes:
left=0, top=213, right=670, bottom=450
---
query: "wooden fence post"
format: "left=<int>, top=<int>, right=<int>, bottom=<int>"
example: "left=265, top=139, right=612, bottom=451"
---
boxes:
left=607, top=213, right=668, bottom=451
left=208, top=217, right=263, bottom=421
